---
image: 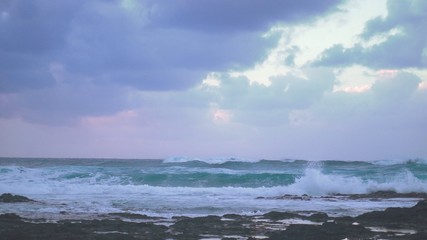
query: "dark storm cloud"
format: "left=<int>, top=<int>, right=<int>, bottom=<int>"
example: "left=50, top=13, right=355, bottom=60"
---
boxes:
left=61, top=0, right=341, bottom=90
left=0, top=0, right=342, bottom=124
left=0, top=53, right=53, bottom=92
left=314, top=0, right=427, bottom=69
left=63, top=24, right=269, bottom=90
left=0, top=0, right=79, bottom=53
left=148, top=0, right=342, bottom=32
left=0, top=0, right=341, bottom=93
left=0, top=0, right=82, bottom=92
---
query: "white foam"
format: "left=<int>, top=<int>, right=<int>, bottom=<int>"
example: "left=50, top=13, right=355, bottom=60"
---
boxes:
left=365, top=170, right=427, bottom=193
left=286, top=168, right=427, bottom=196
left=2, top=164, right=427, bottom=198
left=2, top=162, right=427, bottom=219
left=289, top=168, right=366, bottom=195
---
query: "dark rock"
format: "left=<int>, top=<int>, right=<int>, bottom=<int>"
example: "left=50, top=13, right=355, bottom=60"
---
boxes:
left=307, top=212, right=329, bottom=221
left=108, top=212, right=159, bottom=220
left=0, top=213, right=21, bottom=220
left=172, top=216, right=191, bottom=221
left=334, top=216, right=355, bottom=224
left=0, top=193, right=35, bottom=203
left=358, top=200, right=427, bottom=236
left=340, top=191, right=427, bottom=200
left=0, top=216, right=169, bottom=240
left=266, top=194, right=312, bottom=201
left=172, top=215, right=225, bottom=236
left=171, top=215, right=255, bottom=239
left=356, top=199, right=427, bottom=230
left=222, top=213, right=244, bottom=219
left=263, top=211, right=302, bottom=220
left=1, top=200, right=427, bottom=240
left=413, top=199, right=427, bottom=210
left=268, top=222, right=372, bottom=240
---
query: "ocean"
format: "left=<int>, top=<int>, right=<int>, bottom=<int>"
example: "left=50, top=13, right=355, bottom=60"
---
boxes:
left=1, top=157, right=426, bottom=220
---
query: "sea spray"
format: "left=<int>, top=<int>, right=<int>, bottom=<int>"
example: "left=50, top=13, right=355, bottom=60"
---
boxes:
left=1, top=157, right=426, bottom=218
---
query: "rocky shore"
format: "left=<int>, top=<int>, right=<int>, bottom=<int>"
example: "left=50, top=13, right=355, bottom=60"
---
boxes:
left=1, top=193, right=427, bottom=240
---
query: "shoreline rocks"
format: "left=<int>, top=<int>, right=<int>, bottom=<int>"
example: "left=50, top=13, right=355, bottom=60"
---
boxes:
left=1, top=199, right=426, bottom=239
left=0, top=193, right=35, bottom=203
left=259, top=191, right=427, bottom=201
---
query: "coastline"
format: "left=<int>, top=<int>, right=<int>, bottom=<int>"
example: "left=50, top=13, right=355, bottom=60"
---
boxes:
left=1, top=193, right=426, bottom=240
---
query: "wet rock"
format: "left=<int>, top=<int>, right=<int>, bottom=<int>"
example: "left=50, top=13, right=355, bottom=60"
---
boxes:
left=268, top=222, right=372, bottom=240
left=222, top=213, right=244, bottom=219
left=307, top=212, right=329, bottom=221
left=0, top=213, right=21, bottom=220
left=260, top=194, right=312, bottom=201
left=334, top=216, right=355, bottom=224
left=262, top=211, right=302, bottom=220
left=171, top=215, right=254, bottom=238
left=1, top=200, right=426, bottom=240
left=357, top=199, right=427, bottom=230
left=108, top=212, right=160, bottom=220
left=0, top=193, right=35, bottom=203
left=0, top=214, right=169, bottom=240
left=171, top=215, right=222, bottom=236
left=339, top=191, right=427, bottom=200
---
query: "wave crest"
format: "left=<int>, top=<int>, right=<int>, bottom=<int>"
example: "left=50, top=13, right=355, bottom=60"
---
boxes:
left=288, top=168, right=427, bottom=196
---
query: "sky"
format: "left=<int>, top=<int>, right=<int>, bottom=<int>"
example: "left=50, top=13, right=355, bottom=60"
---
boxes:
left=1, top=0, right=426, bottom=160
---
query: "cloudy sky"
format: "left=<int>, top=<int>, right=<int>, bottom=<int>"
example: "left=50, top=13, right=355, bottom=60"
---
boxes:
left=1, top=0, right=426, bottom=160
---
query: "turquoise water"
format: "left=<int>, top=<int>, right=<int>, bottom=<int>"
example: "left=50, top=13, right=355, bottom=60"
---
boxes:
left=0, top=157, right=426, bottom=218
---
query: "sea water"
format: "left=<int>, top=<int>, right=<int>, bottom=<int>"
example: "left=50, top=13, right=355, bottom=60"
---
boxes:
left=0, top=157, right=426, bottom=219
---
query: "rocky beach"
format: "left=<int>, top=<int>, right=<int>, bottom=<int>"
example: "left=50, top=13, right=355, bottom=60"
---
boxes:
left=1, top=193, right=427, bottom=240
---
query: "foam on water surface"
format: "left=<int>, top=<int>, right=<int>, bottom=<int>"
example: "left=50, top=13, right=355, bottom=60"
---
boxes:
left=1, top=157, right=426, bottom=219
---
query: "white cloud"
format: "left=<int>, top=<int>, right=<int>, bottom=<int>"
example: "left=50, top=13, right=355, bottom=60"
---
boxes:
left=287, top=0, right=387, bottom=66
left=201, top=73, right=221, bottom=88
left=211, top=0, right=388, bottom=94
left=333, top=65, right=376, bottom=93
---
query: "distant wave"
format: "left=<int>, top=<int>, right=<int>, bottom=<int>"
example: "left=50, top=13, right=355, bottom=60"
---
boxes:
left=162, top=156, right=262, bottom=164
left=2, top=157, right=427, bottom=218
left=369, top=158, right=427, bottom=166
left=162, top=156, right=427, bottom=166
left=2, top=162, right=426, bottom=196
